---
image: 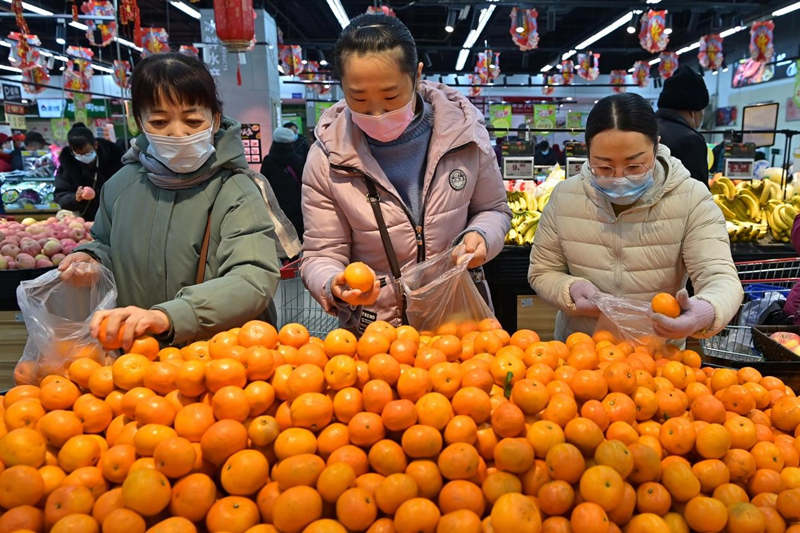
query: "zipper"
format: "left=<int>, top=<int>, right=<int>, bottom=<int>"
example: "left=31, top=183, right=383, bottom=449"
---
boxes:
left=330, top=163, right=424, bottom=263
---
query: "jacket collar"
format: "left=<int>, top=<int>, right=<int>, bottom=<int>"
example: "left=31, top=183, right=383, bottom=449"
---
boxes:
left=657, top=108, right=695, bottom=130
left=579, top=143, right=691, bottom=216
left=313, top=80, right=490, bottom=183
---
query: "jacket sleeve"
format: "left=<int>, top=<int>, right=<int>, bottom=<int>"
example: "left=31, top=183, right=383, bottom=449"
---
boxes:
left=676, top=135, right=709, bottom=186
left=153, top=184, right=281, bottom=345
left=54, top=156, right=84, bottom=212
left=527, top=186, right=582, bottom=311
left=682, top=188, right=743, bottom=337
left=791, top=214, right=800, bottom=253
left=299, top=144, right=352, bottom=312
left=461, top=146, right=512, bottom=261
left=75, top=185, right=113, bottom=268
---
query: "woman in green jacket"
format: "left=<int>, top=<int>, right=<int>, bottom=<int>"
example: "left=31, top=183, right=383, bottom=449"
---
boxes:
left=58, top=53, right=281, bottom=350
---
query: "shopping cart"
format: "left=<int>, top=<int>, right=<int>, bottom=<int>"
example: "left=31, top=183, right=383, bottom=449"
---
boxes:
left=700, top=257, right=800, bottom=362
left=276, top=259, right=339, bottom=338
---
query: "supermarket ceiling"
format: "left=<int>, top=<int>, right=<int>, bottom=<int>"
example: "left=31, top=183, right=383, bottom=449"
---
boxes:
left=0, top=0, right=798, bottom=75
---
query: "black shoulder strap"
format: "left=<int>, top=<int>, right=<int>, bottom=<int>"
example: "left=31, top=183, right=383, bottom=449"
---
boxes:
left=364, top=178, right=408, bottom=323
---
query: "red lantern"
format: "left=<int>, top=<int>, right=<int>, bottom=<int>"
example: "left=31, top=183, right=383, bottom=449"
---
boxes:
left=639, top=10, right=669, bottom=53
left=658, top=52, right=678, bottom=79
left=610, top=70, right=627, bottom=93
left=214, top=0, right=255, bottom=53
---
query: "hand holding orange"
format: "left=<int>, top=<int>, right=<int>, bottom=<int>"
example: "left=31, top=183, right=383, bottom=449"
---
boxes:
left=651, top=293, right=681, bottom=318
left=344, top=262, right=376, bottom=292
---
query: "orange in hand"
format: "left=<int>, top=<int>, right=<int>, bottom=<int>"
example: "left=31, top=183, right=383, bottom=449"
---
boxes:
left=98, top=318, right=126, bottom=351
left=651, top=293, right=680, bottom=318
left=344, top=262, right=375, bottom=292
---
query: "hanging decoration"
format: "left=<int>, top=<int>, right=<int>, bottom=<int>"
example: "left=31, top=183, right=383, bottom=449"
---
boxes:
left=639, top=9, right=669, bottom=53
left=64, top=46, right=94, bottom=105
left=560, top=60, right=575, bottom=85
left=658, top=51, right=679, bottom=79
left=214, top=0, right=255, bottom=53
left=509, top=8, right=539, bottom=51
left=610, top=70, right=627, bottom=93
left=140, top=27, right=169, bottom=57
left=8, top=33, right=48, bottom=94
left=11, top=0, right=29, bottom=34
left=468, top=74, right=482, bottom=97
left=279, top=45, right=304, bottom=75
left=81, top=0, right=117, bottom=47
left=750, top=20, right=774, bottom=63
left=698, top=34, right=724, bottom=71
left=366, top=5, right=396, bottom=17
left=22, top=65, right=49, bottom=94
left=179, top=45, right=199, bottom=58
left=633, top=60, right=649, bottom=88
left=301, top=61, right=332, bottom=95
left=576, top=52, right=599, bottom=81
left=112, top=59, right=131, bottom=89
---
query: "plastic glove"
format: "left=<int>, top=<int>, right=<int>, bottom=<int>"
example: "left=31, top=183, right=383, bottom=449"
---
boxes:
left=569, top=280, right=601, bottom=317
left=651, top=289, right=715, bottom=339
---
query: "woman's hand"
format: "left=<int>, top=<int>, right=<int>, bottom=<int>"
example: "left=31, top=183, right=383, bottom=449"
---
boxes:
left=651, top=289, right=715, bottom=339
left=454, top=232, right=488, bottom=268
left=58, top=252, right=99, bottom=287
left=331, top=271, right=381, bottom=307
left=91, top=306, right=171, bottom=352
left=81, top=186, right=96, bottom=201
left=569, top=280, right=602, bottom=317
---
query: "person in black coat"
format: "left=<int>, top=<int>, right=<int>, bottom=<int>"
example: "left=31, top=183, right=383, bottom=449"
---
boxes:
left=535, top=140, right=558, bottom=166
left=656, top=66, right=710, bottom=187
left=283, top=121, right=310, bottom=161
left=54, top=123, right=123, bottom=221
left=260, top=127, right=304, bottom=244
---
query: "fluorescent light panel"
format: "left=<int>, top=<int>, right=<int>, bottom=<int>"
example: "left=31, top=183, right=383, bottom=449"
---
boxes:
left=455, top=49, right=470, bottom=71
left=649, top=57, right=661, bottom=65
left=455, top=3, right=497, bottom=70
left=540, top=64, right=553, bottom=72
left=676, top=41, right=701, bottom=55
left=169, top=0, right=201, bottom=20
left=720, top=25, right=745, bottom=38
left=326, top=0, right=350, bottom=29
left=773, top=2, right=800, bottom=16
left=562, top=50, right=576, bottom=61
left=575, top=11, right=633, bottom=50
left=0, top=65, right=22, bottom=72
left=69, top=21, right=88, bottom=30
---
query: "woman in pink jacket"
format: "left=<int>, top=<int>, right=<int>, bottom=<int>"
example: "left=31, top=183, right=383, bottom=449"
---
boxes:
left=301, top=13, right=511, bottom=333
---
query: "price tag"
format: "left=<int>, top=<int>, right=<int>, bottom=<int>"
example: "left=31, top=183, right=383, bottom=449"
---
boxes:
left=503, top=157, right=534, bottom=179
left=566, top=157, right=587, bottom=179
left=725, top=158, right=755, bottom=179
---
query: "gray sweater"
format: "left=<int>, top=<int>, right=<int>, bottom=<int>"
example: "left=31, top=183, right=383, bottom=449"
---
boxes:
left=366, top=95, right=434, bottom=224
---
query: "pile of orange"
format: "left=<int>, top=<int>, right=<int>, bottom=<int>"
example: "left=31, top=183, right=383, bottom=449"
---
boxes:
left=2, top=319, right=800, bottom=533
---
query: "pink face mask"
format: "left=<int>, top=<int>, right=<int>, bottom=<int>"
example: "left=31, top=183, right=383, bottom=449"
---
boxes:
left=349, top=96, right=415, bottom=142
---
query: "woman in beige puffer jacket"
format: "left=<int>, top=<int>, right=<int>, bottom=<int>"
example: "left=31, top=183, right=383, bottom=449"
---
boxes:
left=529, top=93, right=742, bottom=342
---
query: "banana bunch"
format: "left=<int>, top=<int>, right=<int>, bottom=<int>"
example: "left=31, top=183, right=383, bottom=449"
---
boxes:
left=505, top=191, right=541, bottom=245
left=711, top=176, right=800, bottom=243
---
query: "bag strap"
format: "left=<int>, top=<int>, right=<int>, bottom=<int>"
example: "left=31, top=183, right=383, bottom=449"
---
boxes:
left=195, top=211, right=212, bottom=285
left=364, top=178, right=408, bottom=323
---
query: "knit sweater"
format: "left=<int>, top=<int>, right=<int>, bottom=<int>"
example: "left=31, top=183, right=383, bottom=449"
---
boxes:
left=366, top=95, right=434, bottom=224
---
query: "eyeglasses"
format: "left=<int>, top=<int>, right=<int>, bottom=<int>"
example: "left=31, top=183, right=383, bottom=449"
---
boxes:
left=589, top=162, right=651, bottom=179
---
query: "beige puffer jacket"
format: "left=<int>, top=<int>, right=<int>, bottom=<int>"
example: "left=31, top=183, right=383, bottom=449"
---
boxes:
left=528, top=144, right=743, bottom=341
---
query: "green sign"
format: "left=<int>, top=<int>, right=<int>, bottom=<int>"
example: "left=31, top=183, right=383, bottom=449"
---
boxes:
left=794, top=59, right=800, bottom=109
left=489, top=104, right=512, bottom=135
left=74, top=107, right=88, bottom=126
left=566, top=111, right=583, bottom=129
left=314, top=102, right=334, bottom=124
left=533, top=104, right=556, bottom=130
left=50, top=119, right=70, bottom=143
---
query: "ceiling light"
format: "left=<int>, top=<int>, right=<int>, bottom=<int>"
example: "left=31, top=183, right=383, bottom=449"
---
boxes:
left=562, top=50, right=576, bottom=61
left=665, top=27, right=672, bottom=34
left=712, top=70, right=719, bottom=75
left=575, top=11, right=633, bottom=50
left=92, top=64, right=113, bottom=73
left=0, top=65, right=22, bottom=73
left=445, top=10, right=456, bottom=33
left=628, top=67, right=634, bottom=72
left=540, top=64, right=553, bottom=72
left=115, top=37, right=143, bottom=52
left=20, top=99, right=28, bottom=104
left=301, top=59, right=308, bottom=65
left=594, top=99, right=598, bottom=103
left=320, top=59, right=328, bottom=66
left=169, top=0, right=201, bottom=19
left=773, top=2, right=800, bottom=16
left=326, top=0, right=350, bottom=29
left=69, top=21, right=88, bottom=30
left=720, top=25, right=746, bottom=38
left=0, top=0, right=53, bottom=15
left=626, top=25, right=636, bottom=34
left=56, top=37, right=66, bottom=45
left=646, top=0, right=661, bottom=3
left=723, top=65, right=729, bottom=72
left=455, top=3, right=497, bottom=70
left=0, top=41, right=10, bottom=48
left=676, top=41, right=701, bottom=55
left=649, top=57, right=660, bottom=66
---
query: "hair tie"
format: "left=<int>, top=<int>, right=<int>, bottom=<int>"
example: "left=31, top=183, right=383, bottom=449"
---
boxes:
left=356, top=24, right=387, bottom=30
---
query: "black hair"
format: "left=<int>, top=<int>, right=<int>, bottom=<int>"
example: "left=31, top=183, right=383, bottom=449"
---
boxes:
left=333, top=13, right=418, bottom=81
left=585, top=93, right=659, bottom=151
left=131, top=52, right=222, bottom=126
left=67, top=122, right=94, bottom=150
left=283, top=122, right=298, bottom=129
left=24, top=131, right=46, bottom=146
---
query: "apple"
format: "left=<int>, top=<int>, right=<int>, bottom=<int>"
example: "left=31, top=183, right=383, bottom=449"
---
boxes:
left=770, top=332, right=800, bottom=349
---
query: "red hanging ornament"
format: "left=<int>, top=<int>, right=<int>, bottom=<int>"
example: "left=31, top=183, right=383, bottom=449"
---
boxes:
left=509, top=8, right=539, bottom=51
left=11, top=0, right=29, bottom=34
left=64, top=46, right=94, bottom=105
left=112, top=59, right=131, bottom=89
left=576, top=52, right=599, bottom=81
left=639, top=10, right=669, bottom=53
left=658, top=51, right=679, bottom=79
left=698, top=34, right=724, bottom=70
left=750, top=20, right=774, bottom=62
left=542, top=74, right=555, bottom=96
left=610, top=70, right=627, bottom=93
left=633, top=60, right=649, bottom=88
left=81, top=0, right=117, bottom=47
left=560, top=60, right=575, bottom=85
left=214, top=0, right=255, bottom=53
left=140, top=28, right=169, bottom=57
left=279, top=45, right=304, bottom=75
left=179, top=45, right=199, bottom=58
left=365, top=5, right=396, bottom=17
left=469, top=74, right=482, bottom=97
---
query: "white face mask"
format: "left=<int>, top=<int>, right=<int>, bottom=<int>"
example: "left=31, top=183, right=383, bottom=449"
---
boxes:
left=74, top=150, right=97, bottom=165
left=145, top=126, right=216, bottom=174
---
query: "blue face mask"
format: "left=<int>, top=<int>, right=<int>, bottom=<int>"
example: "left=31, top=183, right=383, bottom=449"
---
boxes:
left=590, top=171, right=654, bottom=205
left=74, top=150, right=97, bottom=165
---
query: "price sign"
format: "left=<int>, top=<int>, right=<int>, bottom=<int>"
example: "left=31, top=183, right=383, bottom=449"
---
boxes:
left=566, top=157, right=587, bottom=179
left=503, top=157, right=534, bottom=179
left=241, top=123, right=263, bottom=164
left=725, top=158, right=755, bottom=179
left=7, top=114, right=26, bottom=130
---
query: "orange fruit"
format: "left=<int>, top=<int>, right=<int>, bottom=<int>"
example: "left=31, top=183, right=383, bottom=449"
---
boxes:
left=538, top=479, right=575, bottom=516
left=100, top=444, right=136, bottom=484
left=317, top=462, right=357, bottom=503
left=402, top=424, right=444, bottom=459
left=50, top=513, right=99, bottom=533
left=273, top=453, right=325, bottom=490
left=221, top=449, right=270, bottom=496
left=0, top=464, right=44, bottom=508
left=437, top=479, right=483, bottom=516
left=651, top=293, right=680, bottom=318
left=579, top=465, right=624, bottom=511
left=101, top=508, right=145, bottom=533
left=153, top=437, right=196, bottom=479
left=684, top=496, right=729, bottom=533
left=45, top=484, right=94, bottom=528
left=546, top=442, right=585, bottom=484
left=394, top=497, right=441, bottom=533
left=130, top=335, right=159, bottom=360
left=169, top=472, right=216, bottom=522
left=0, top=505, right=44, bottom=532
left=336, top=487, right=378, bottom=531
left=200, top=419, right=248, bottom=466
left=121, top=468, right=171, bottom=516
left=98, top=317, right=126, bottom=350
left=571, top=502, right=610, bottom=533
left=272, top=486, right=323, bottom=533
left=406, top=460, right=444, bottom=500
left=490, top=492, right=541, bottom=533
left=727, top=502, right=766, bottom=533
left=111, top=353, right=150, bottom=390
left=238, top=320, right=279, bottom=349
left=344, top=262, right=375, bottom=292
left=637, top=482, right=672, bottom=515
left=662, top=461, right=701, bottom=502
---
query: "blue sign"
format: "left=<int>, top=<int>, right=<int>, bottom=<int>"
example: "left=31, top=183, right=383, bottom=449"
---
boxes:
left=291, top=92, right=303, bottom=99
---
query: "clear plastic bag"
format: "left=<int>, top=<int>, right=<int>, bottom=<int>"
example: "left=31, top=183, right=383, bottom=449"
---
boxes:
left=401, top=248, right=494, bottom=333
left=15, top=263, right=117, bottom=385
left=593, top=293, right=663, bottom=347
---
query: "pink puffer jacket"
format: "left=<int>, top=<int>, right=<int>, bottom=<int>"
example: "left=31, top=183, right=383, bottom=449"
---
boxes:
left=300, top=80, right=511, bottom=332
